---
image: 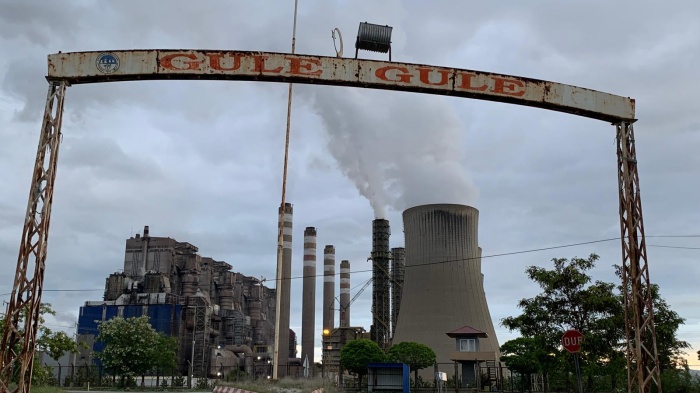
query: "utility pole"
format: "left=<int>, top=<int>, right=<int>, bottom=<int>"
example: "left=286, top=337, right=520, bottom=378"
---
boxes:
left=272, top=0, right=299, bottom=380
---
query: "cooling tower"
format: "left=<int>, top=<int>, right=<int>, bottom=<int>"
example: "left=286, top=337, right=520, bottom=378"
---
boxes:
left=323, top=245, right=335, bottom=332
left=301, top=227, right=317, bottom=370
left=276, top=203, right=293, bottom=376
left=392, top=204, right=499, bottom=367
left=371, top=219, right=391, bottom=350
left=339, top=260, right=350, bottom=327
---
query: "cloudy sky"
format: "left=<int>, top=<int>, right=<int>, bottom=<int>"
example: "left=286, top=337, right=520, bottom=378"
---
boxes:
left=1, top=0, right=700, bottom=367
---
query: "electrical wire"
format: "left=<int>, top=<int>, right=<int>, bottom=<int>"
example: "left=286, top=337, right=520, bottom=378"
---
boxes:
left=1, top=235, right=699, bottom=295
left=648, top=244, right=700, bottom=250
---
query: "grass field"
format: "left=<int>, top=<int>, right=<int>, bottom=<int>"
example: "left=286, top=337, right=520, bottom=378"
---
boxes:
left=26, top=387, right=66, bottom=393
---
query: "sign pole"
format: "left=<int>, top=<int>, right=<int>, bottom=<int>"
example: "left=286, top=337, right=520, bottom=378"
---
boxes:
left=573, top=352, right=584, bottom=393
left=562, top=329, right=585, bottom=393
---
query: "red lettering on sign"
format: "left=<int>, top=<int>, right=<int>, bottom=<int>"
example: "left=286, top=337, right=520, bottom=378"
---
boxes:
left=160, top=53, right=203, bottom=71
left=456, top=72, right=488, bottom=92
left=253, top=56, right=284, bottom=74
left=206, top=53, right=241, bottom=71
left=375, top=66, right=413, bottom=83
left=289, top=58, right=322, bottom=77
left=491, top=77, right=526, bottom=97
left=416, top=67, right=450, bottom=86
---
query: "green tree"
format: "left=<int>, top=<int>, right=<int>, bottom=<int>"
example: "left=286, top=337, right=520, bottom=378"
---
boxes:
left=37, top=330, right=81, bottom=362
left=386, top=341, right=436, bottom=383
left=500, top=337, right=557, bottom=393
left=95, top=316, right=176, bottom=385
left=501, top=254, right=688, bottom=393
left=0, top=303, right=81, bottom=386
left=340, top=339, right=385, bottom=379
left=153, top=334, right=179, bottom=372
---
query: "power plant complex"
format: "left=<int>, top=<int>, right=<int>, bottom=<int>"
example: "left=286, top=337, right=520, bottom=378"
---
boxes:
left=75, top=203, right=500, bottom=384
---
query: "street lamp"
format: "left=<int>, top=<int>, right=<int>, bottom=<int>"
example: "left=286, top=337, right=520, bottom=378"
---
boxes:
left=354, top=22, right=393, bottom=60
left=322, top=329, right=330, bottom=378
left=216, top=353, right=222, bottom=383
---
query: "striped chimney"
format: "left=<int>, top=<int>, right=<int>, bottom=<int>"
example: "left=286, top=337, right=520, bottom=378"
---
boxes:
left=275, top=203, right=293, bottom=377
left=301, top=227, right=317, bottom=371
left=340, top=260, right=351, bottom=327
left=323, top=245, right=335, bottom=331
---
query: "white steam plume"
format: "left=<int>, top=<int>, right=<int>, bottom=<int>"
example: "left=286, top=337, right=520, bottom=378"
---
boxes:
left=307, top=86, right=478, bottom=218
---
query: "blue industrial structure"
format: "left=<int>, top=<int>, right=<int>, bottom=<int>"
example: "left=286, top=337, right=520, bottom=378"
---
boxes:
left=77, top=303, right=182, bottom=358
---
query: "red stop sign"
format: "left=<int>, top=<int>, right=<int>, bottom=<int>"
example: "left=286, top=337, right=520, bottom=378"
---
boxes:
left=561, top=329, right=584, bottom=353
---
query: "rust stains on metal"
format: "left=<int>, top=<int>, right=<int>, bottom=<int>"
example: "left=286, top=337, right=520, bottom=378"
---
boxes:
left=46, top=50, right=635, bottom=122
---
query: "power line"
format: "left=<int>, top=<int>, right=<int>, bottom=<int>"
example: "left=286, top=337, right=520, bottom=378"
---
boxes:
left=1, top=235, right=698, bottom=294
left=648, top=244, right=700, bottom=250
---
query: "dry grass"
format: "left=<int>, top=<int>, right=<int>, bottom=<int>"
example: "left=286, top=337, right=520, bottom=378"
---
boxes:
left=28, top=387, right=66, bottom=393
left=218, top=376, right=338, bottom=393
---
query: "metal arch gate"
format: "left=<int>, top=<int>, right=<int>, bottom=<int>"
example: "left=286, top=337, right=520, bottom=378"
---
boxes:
left=0, top=50, right=659, bottom=393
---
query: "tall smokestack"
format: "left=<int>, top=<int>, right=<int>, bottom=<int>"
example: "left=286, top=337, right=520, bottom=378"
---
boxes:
left=371, top=219, right=391, bottom=350
left=139, top=225, right=150, bottom=277
left=393, top=204, right=500, bottom=376
left=390, top=247, right=405, bottom=338
left=276, top=203, right=293, bottom=377
left=323, top=245, right=335, bottom=332
left=301, top=227, right=317, bottom=371
left=340, top=260, right=351, bottom=327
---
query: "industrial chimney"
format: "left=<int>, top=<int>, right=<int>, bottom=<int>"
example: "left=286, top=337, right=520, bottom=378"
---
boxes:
left=138, top=225, right=150, bottom=277
left=339, top=260, right=351, bottom=327
left=390, top=247, right=405, bottom=338
left=301, top=227, right=317, bottom=371
left=322, top=245, right=335, bottom=332
left=276, top=203, right=293, bottom=377
left=370, top=219, right=391, bottom=350
left=392, top=204, right=500, bottom=371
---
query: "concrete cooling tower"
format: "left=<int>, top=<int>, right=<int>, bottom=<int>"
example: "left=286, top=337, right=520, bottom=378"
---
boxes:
left=392, top=204, right=499, bottom=369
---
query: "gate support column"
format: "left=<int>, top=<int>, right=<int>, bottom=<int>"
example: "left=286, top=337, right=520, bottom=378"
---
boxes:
left=0, top=81, right=67, bottom=393
left=616, top=121, right=661, bottom=393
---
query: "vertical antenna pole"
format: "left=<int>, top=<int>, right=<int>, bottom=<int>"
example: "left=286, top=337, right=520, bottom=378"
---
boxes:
left=273, top=0, right=299, bottom=381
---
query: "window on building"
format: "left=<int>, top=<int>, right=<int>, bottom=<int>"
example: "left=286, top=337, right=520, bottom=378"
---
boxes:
left=460, top=338, right=477, bottom=352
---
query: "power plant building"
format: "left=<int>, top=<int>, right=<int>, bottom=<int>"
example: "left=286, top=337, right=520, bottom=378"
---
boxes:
left=70, top=203, right=499, bottom=383
left=76, top=226, right=295, bottom=379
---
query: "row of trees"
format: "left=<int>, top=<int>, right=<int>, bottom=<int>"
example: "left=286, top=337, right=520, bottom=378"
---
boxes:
left=499, top=254, right=692, bottom=393
left=340, top=339, right=436, bottom=383
left=0, top=308, right=177, bottom=387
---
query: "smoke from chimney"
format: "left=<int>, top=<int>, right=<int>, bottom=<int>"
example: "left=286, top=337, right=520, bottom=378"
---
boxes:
left=306, top=87, right=478, bottom=218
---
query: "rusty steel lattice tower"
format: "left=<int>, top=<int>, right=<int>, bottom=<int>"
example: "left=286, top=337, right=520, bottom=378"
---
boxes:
left=370, top=219, right=391, bottom=351
left=617, top=122, right=661, bottom=393
left=0, top=82, right=67, bottom=393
